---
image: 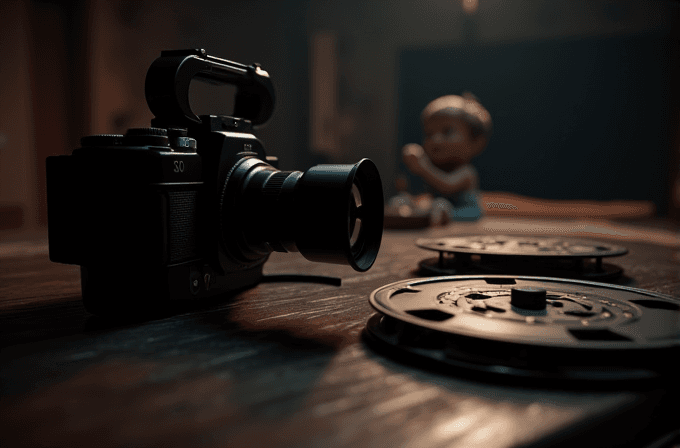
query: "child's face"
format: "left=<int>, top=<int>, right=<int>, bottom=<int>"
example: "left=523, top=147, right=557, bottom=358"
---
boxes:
left=422, top=114, right=484, bottom=168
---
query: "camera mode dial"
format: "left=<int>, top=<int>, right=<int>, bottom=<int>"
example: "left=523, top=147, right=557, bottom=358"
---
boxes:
left=80, top=134, right=124, bottom=147
left=124, top=127, right=170, bottom=149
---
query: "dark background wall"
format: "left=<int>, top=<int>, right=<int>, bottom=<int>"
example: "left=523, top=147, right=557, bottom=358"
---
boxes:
left=1, top=0, right=678, bottom=232
left=398, top=32, right=674, bottom=213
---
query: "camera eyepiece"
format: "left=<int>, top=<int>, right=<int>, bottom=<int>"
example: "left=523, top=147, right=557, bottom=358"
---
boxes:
left=222, top=158, right=384, bottom=272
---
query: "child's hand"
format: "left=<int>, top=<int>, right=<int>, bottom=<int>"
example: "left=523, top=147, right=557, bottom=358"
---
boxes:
left=402, top=143, right=427, bottom=175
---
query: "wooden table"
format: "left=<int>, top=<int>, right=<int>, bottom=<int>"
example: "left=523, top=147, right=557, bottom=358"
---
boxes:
left=1, top=218, right=679, bottom=448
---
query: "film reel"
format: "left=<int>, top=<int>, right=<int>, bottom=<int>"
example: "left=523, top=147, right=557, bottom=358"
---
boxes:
left=367, top=276, right=680, bottom=381
left=416, top=235, right=628, bottom=280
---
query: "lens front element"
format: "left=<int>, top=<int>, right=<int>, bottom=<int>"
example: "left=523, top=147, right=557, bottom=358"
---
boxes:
left=293, top=159, right=384, bottom=272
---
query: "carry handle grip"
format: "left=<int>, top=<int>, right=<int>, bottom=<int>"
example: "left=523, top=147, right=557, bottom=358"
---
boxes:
left=145, top=49, right=275, bottom=126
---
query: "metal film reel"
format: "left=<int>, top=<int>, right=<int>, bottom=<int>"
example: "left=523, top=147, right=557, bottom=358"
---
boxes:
left=416, top=236, right=628, bottom=280
left=367, top=276, right=680, bottom=381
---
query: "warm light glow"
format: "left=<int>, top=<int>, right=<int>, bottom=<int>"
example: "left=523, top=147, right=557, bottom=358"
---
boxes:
left=434, top=411, right=484, bottom=439
left=462, top=0, right=478, bottom=14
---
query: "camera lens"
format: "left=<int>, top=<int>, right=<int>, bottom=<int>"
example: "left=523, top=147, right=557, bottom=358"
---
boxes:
left=221, top=158, right=384, bottom=272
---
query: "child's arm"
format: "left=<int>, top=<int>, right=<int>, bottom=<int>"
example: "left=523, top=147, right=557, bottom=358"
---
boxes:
left=403, top=143, right=477, bottom=195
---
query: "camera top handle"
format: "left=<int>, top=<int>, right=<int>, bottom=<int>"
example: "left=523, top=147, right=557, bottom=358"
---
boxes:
left=145, top=49, right=275, bottom=127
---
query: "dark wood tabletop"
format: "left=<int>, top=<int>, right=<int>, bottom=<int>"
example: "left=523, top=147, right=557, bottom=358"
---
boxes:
left=1, top=218, right=679, bottom=448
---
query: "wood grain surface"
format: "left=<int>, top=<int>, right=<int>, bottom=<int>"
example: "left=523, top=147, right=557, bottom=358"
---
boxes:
left=1, top=218, right=679, bottom=448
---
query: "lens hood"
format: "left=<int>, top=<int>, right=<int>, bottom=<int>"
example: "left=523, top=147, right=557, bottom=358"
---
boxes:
left=293, top=158, right=384, bottom=271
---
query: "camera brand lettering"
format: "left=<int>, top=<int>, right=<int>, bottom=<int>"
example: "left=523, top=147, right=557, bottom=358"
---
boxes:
left=174, top=160, right=185, bottom=173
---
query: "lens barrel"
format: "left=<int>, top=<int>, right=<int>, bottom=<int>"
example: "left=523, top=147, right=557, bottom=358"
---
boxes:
left=222, top=158, right=383, bottom=272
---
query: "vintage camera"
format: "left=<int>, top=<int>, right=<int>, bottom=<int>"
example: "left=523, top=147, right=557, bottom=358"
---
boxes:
left=46, top=49, right=383, bottom=316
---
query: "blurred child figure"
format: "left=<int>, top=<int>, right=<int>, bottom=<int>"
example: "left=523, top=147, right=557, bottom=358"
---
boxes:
left=401, top=93, right=492, bottom=223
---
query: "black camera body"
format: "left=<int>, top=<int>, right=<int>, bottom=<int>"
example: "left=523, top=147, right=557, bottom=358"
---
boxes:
left=47, top=49, right=383, bottom=315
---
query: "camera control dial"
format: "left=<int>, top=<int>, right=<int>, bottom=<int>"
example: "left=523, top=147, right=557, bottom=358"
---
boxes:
left=167, top=128, right=197, bottom=153
left=125, top=127, right=170, bottom=148
left=80, top=135, right=124, bottom=147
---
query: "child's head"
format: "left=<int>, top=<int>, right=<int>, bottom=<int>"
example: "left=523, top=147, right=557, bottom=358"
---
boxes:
left=420, top=93, right=492, bottom=169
